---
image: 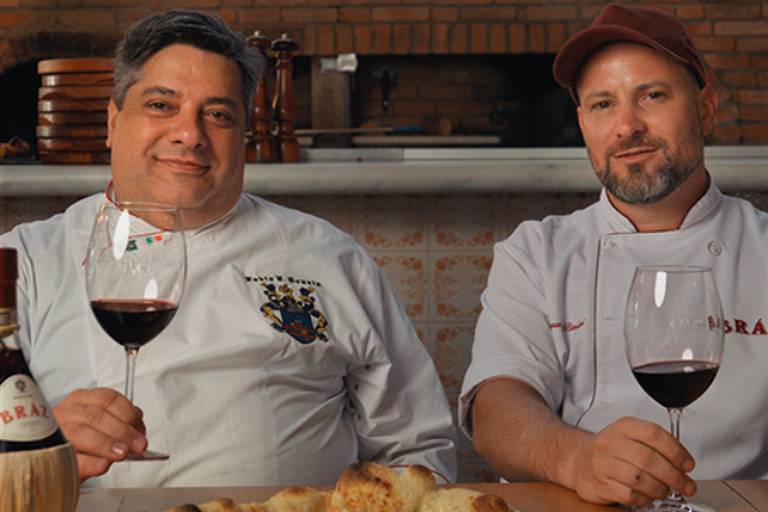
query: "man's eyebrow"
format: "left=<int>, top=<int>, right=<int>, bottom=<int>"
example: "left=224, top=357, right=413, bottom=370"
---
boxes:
left=581, top=81, right=673, bottom=103
left=582, top=90, right=613, bottom=103
left=633, top=81, right=672, bottom=93
left=204, top=96, right=239, bottom=110
left=140, top=86, right=176, bottom=97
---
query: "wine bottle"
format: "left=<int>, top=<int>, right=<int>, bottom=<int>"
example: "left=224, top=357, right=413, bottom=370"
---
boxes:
left=0, top=247, right=80, bottom=511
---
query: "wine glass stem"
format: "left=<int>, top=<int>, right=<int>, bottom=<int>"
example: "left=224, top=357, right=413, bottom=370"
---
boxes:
left=667, top=408, right=685, bottom=503
left=124, top=346, right=139, bottom=403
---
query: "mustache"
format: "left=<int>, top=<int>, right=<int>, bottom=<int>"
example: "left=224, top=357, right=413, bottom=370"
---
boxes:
left=606, top=134, right=667, bottom=157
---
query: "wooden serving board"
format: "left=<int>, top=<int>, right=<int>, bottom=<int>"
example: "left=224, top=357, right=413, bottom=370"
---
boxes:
left=38, top=86, right=113, bottom=100
left=36, top=125, right=108, bottom=138
left=38, top=137, right=108, bottom=152
left=38, top=112, right=108, bottom=125
left=39, top=152, right=110, bottom=164
left=37, top=58, right=114, bottom=74
left=38, top=99, right=109, bottom=112
left=41, top=73, right=113, bottom=87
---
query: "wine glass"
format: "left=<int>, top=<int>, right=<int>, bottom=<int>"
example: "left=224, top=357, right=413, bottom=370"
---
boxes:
left=85, top=201, right=186, bottom=461
left=624, top=265, right=724, bottom=511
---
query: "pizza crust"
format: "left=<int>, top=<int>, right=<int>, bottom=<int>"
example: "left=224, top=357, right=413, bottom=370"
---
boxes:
left=166, top=463, right=511, bottom=512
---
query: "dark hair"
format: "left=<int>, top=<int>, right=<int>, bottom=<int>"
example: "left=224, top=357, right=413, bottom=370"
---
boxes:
left=113, top=9, right=262, bottom=126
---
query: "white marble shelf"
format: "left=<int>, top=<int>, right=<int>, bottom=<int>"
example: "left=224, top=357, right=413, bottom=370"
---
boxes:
left=1, top=146, right=765, bottom=197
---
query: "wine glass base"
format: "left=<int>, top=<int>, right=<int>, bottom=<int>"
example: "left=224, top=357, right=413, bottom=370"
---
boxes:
left=634, top=499, right=717, bottom=512
left=125, top=449, right=169, bottom=461
left=686, top=504, right=717, bottom=512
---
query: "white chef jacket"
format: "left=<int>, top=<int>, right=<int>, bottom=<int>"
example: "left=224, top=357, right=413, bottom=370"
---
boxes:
left=460, top=179, right=768, bottom=480
left=0, top=193, right=457, bottom=487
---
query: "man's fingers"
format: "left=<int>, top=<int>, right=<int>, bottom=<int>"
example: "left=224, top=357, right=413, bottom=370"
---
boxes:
left=599, top=479, right=656, bottom=509
left=62, top=415, right=144, bottom=461
left=614, top=417, right=694, bottom=470
left=608, top=435, right=694, bottom=498
left=76, top=453, right=111, bottom=482
left=59, top=402, right=146, bottom=449
left=60, top=388, right=143, bottom=427
left=53, top=388, right=148, bottom=469
left=618, top=439, right=694, bottom=492
left=607, top=457, right=670, bottom=501
left=134, top=406, right=147, bottom=435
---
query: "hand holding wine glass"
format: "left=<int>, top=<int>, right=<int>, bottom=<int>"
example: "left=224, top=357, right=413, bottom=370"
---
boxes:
left=84, top=201, right=186, bottom=461
left=625, top=266, right=724, bottom=512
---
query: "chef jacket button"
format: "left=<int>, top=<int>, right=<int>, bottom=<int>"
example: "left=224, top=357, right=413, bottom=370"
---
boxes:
left=603, top=239, right=617, bottom=249
left=707, top=241, right=722, bottom=256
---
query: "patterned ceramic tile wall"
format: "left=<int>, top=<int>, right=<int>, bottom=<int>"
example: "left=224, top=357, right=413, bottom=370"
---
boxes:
left=5, top=190, right=768, bottom=482
left=0, top=196, right=85, bottom=234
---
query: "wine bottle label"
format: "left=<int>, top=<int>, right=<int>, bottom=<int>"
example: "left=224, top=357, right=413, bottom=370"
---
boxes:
left=0, top=374, right=58, bottom=441
left=0, top=307, right=15, bottom=324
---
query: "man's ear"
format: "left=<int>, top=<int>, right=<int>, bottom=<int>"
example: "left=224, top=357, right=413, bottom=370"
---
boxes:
left=576, top=104, right=585, bottom=134
left=106, top=98, right=119, bottom=149
left=699, top=85, right=718, bottom=137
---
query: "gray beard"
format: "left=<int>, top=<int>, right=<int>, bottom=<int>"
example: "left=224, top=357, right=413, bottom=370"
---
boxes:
left=601, top=157, right=691, bottom=204
left=591, top=141, right=701, bottom=204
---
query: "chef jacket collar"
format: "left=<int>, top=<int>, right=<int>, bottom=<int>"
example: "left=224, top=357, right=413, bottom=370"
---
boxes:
left=598, top=171, right=721, bottom=233
left=104, top=180, right=241, bottom=238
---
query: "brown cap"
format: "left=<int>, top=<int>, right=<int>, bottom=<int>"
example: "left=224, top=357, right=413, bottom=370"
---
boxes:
left=553, top=3, right=707, bottom=102
left=0, top=248, right=18, bottom=309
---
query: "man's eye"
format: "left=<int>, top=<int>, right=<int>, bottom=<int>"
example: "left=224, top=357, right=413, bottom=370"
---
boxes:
left=147, top=102, right=171, bottom=111
left=207, top=110, right=234, bottom=123
left=591, top=100, right=611, bottom=111
left=647, top=91, right=667, bottom=101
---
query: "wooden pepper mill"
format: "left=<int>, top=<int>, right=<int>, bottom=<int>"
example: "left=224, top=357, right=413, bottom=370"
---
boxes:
left=245, top=31, right=276, bottom=163
left=271, top=33, right=300, bottom=163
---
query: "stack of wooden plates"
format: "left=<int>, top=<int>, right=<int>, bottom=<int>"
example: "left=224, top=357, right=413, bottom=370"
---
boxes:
left=37, top=58, right=114, bottom=164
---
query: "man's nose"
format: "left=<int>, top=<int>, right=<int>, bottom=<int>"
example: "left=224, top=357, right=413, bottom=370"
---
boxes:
left=168, top=111, right=208, bottom=148
left=614, top=104, right=647, bottom=139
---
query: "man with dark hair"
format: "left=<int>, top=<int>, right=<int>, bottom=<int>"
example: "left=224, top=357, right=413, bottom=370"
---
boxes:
left=111, top=9, right=261, bottom=124
left=461, top=3, right=767, bottom=509
left=0, top=10, right=456, bottom=487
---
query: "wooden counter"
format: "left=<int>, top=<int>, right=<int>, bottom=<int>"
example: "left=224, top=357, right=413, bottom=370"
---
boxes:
left=76, top=480, right=767, bottom=512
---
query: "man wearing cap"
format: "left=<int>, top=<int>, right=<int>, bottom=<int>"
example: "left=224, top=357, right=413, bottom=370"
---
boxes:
left=460, top=3, right=767, bottom=508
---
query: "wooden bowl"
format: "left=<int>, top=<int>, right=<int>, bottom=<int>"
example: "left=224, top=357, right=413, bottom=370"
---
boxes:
left=38, top=152, right=110, bottom=164
left=38, top=86, right=113, bottom=100
left=38, top=99, right=109, bottom=112
left=37, top=58, right=114, bottom=74
left=36, top=125, right=108, bottom=138
left=41, top=73, right=114, bottom=87
left=38, top=112, right=108, bottom=126
left=38, top=137, right=108, bottom=152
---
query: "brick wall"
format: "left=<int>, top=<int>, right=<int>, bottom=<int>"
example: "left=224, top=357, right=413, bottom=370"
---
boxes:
left=1, top=0, right=766, bottom=143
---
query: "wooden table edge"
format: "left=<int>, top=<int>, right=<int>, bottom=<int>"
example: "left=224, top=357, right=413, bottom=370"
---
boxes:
left=724, top=480, right=768, bottom=512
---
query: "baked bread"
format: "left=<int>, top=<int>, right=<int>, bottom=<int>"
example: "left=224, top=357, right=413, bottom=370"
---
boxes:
left=419, top=488, right=511, bottom=512
left=167, top=497, right=267, bottom=512
left=166, top=463, right=511, bottom=512
left=330, top=463, right=437, bottom=512
left=263, top=486, right=332, bottom=512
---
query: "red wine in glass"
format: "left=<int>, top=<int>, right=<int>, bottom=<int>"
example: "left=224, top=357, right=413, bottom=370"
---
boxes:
left=632, top=360, right=719, bottom=409
left=91, top=299, right=178, bottom=348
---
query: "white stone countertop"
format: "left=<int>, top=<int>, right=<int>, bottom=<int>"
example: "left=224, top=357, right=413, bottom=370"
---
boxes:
left=1, top=146, right=765, bottom=197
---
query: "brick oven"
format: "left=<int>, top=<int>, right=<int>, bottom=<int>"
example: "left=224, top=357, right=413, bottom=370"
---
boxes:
left=1, top=1, right=767, bottom=151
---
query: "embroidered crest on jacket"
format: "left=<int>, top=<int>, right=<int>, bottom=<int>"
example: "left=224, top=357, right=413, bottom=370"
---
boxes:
left=259, top=282, right=329, bottom=344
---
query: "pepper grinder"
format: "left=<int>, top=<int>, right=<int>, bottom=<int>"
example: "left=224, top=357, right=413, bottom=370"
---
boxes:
left=246, top=31, right=276, bottom=163
left=271, top=33, right=300, bottom=163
